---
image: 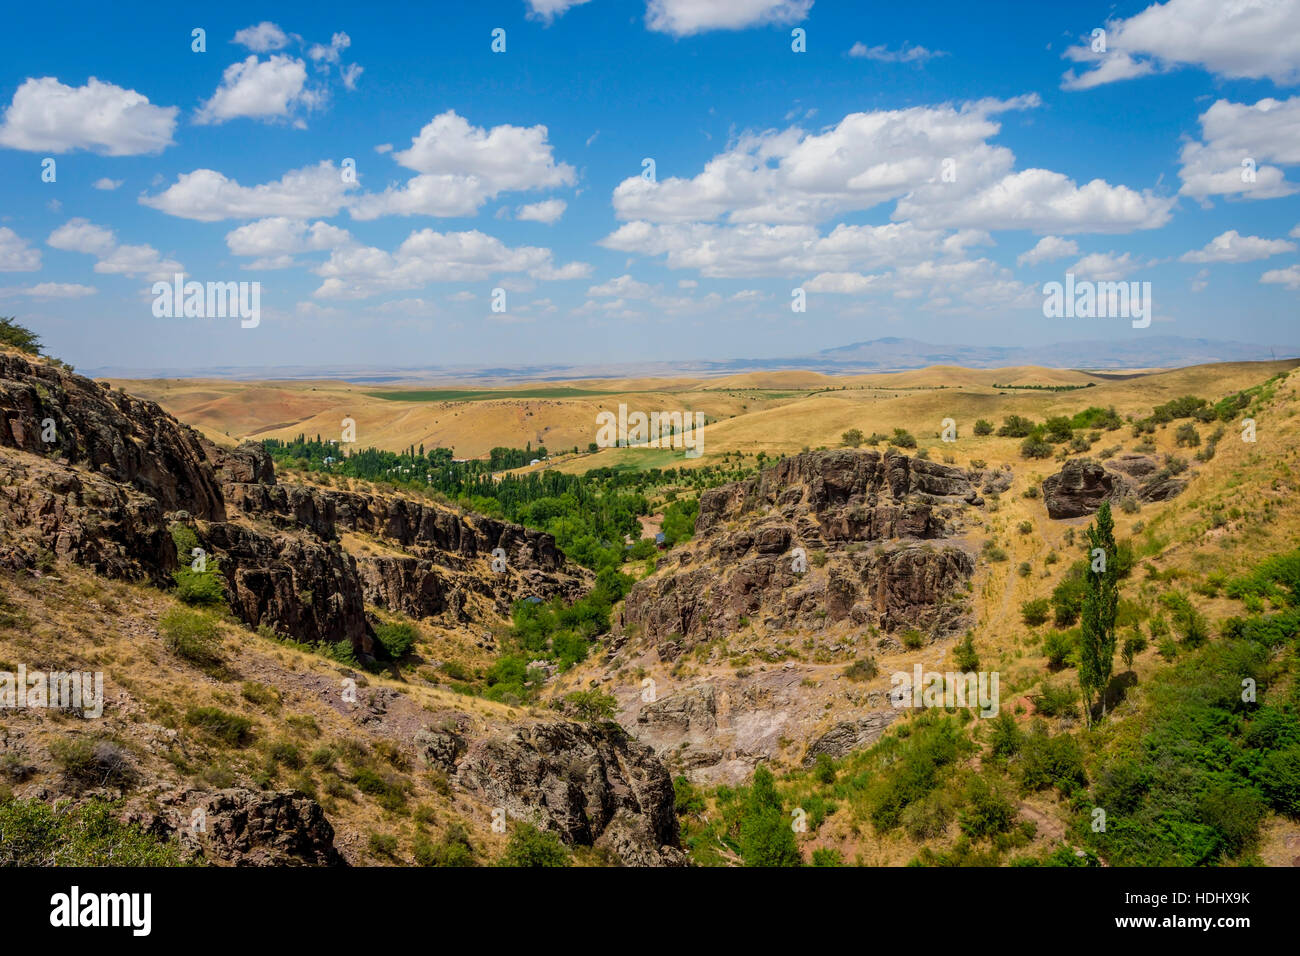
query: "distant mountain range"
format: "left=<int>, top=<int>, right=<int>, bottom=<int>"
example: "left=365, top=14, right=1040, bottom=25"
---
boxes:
left=88, top=335, right=1298, bottom=382
left=810, top=336, right=1298, bottom=370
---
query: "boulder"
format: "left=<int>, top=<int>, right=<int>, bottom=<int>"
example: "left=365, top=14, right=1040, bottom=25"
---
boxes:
left=454, top=721, right=684, bottom=866
left=1042, top=458, right=1129, bottom=518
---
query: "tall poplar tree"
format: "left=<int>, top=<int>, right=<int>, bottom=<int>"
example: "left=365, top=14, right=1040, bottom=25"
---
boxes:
left=1080, top=501, right=1119, bottom=725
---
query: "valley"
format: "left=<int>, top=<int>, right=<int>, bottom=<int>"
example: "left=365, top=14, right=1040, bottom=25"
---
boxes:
left=2, top=343, right=1298, bottom=867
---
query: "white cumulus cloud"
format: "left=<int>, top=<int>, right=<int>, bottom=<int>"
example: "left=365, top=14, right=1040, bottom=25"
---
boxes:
left=1061, top=0, right=1300, bottom=89
left=516, top=199, right=567, bottom=223
left=351, top=111, right=575, bottom=220
left=1181, top=230, right=1297, bottom=263
left=195, top=54, right=324, bottom=125
left=0, top=77, right=176, bottom=155
left=1017, top=236, right=1079, bottom=267
left=233, top=22, right=292, bottom=52
left=0, top=228, right=42, bottom=272
left=141, top=162, right=356, bottom=222
left=646, top=0, right=812, bottom=36
left=1178, top=96, right=1300, bottom=201
left=48, top=218, right=181, bottom=280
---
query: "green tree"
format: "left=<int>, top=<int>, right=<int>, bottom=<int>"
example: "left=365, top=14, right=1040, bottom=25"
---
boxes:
left=738, top=765, right=801, bottom=866
left=841, top=428, right=865, bottom=448
left=1079, top=502, right=1119, bottom=724
left=0, top=316, right=41, bottom=355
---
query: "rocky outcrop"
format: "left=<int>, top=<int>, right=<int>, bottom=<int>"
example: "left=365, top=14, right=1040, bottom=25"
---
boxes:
left=620, top=450, right=978, bottom=651
left=198, top=520, right=374, bottom=655
left=454, top=721, right=685, bottom=866
left=0, top=352, right=224, bottom=521
left=0, top=453, right=176, bottom=582
left=327, top=489, right=568, bottom=571
left=223, top=478, right=589, bottom=621
left=224, top=481, right=337, bottom=539
left=1042, top=459, right=1123, bottom=518
left=698, top=448, right=979, bottom=542
left=210, top=440, right=275, bottom=486
left=0, top=350, right=586, bottom=655
left=802, top=713, right=899, bottom=765
left=1042, top=455, right=1189, bottom=518
left=152, top=788, right=345, bottom=866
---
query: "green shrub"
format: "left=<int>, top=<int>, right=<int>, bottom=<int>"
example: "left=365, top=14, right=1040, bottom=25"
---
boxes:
left=498, top=823, right=570, bottom=867
left=240, top=681, right=280, bottom=710
left=49, top=739, right=135, bottom=790
left=368, top=832, right=399, bottom=858
left=738, top=765, right=801, bottom=866
left=566, top=689, right=617, bottom=722
left=866, top=717, right=970, bottom=832
left=1020, top=436, right=1053, bottom=459
left=373, top=621, right=418, bottom=659
left=953, top=633, right=979, bottom=671
left=1020, top=598, right=1051, bottom=627
left=958, top=776, right=1017, bottom=838
left=184, top=706, right=253, bottom=747
left=810, top=847, right=843, bottom=866
left=160, top=608, right=224, bottom=671
left=0, top=799, right=186, bottom=866
left=1042, top=630, right=1076, bottom=670
left=843, top=657, right=878, bottom=682
left=813, top=754, right=837, bottom=785
left=988, top=712, right=1023, bottom=759
left=674, top=776, right=706, bottom=816
left=997, top=415, right=1036, bottom=438
left=351, top=767, right=408, bottom=811
left=414, top=823, right=476, bottom=866
left=1016, top=723, right=1087, bottom=794
left=172, top=564, right=226, bottom=606
left=1120, top=629, right=1148, bottom=668
left=1032, top=680, right=1077, bottom=717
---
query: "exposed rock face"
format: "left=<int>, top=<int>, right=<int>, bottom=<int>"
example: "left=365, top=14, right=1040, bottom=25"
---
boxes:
left=415, top=726, right=468, bottom=773
left=0, top=349, right=585, bottom=656
left=1042, top=455, right=1189, bottom=519
left=211, top=440, right=276, bottom=486
left=454, top=721, right=685, bottom=866
left=199, top=521, right=374, bottom=654
left=697, top=448, right=979, bottom=542
left=224, top=481, right=337, bottom=539
left=158, top=788, right=345, bottom=866
left=621, top=450, right=978, bottom=652
left=0, top=352, right=225, bottom=520
left=327, top=489, right=568, bottom=570
left=802, top=713, right=899, bottom=765
left=225, top=481, right=588, bottom=621
left=0, top=453, right=175, bottom=582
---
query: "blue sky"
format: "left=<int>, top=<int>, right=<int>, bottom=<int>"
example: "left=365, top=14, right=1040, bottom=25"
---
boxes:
left=1, top=0, right=1298, bottom=371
